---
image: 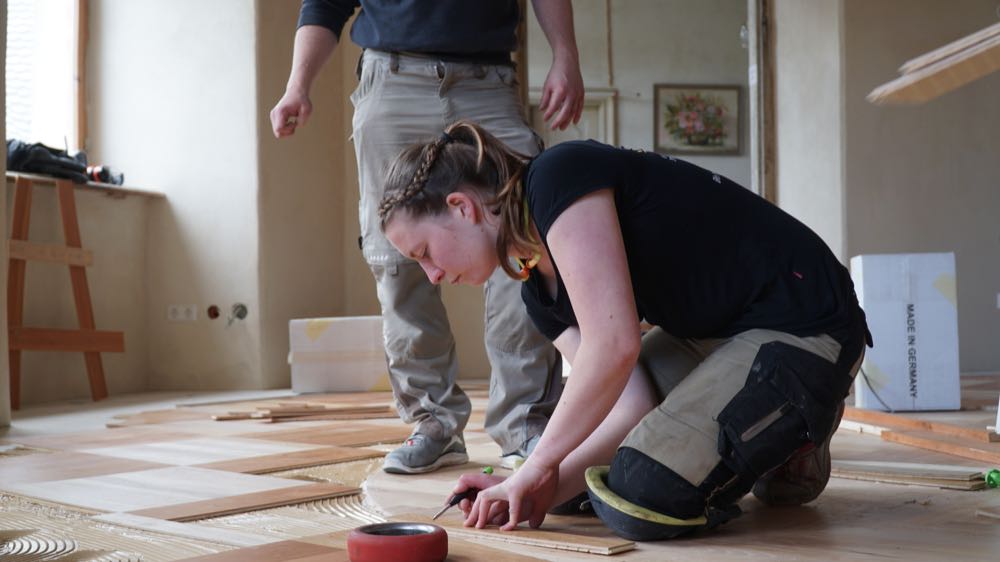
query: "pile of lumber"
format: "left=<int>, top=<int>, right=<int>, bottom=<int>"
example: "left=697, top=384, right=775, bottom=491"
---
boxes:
left=832, top=460, right=986, bottom=491
left=868, top=21, right=1000, bottom=105
left=841, top=406, right=1000, bottom=467
left=213, top=403, right=397, bottom=423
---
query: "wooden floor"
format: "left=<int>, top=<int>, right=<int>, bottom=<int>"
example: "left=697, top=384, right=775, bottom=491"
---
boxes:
left=2, top=379, right=999, bottom=560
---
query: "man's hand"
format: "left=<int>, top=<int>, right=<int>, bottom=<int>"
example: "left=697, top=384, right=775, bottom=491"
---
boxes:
left=270, top=88, right=313, bottom=139
left=539, top=54, right=584, bottom=131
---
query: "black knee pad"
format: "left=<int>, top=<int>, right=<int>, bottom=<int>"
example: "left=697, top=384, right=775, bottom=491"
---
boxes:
left=587, top=452, right=741, bottom=542
left=608, top=447, right=706, bottom=520
left=716, top=341, right=851, bottom=479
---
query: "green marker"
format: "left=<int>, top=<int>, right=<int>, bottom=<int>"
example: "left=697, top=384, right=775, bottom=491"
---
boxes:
left=986, top=468, right=1000, bottom=488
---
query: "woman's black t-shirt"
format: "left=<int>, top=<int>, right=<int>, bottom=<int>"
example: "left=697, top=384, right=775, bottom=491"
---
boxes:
left=520, top=140, right=863, bottom=345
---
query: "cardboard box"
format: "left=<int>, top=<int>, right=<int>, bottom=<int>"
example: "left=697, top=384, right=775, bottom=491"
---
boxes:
left=850, top=253, right=960, bottom=411
left=288, top=316, right=391, bottom=393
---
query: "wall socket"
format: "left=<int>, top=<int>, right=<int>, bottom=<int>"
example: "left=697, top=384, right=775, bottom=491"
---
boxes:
left=167, top=304, right=198, bottom=322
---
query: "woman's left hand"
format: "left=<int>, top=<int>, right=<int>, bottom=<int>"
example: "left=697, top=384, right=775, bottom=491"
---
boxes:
left=464, top=461, right=559, bottom=531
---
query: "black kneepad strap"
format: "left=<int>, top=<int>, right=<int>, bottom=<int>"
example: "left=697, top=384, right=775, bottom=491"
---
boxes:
left=716, top=341, right=850, bottom=478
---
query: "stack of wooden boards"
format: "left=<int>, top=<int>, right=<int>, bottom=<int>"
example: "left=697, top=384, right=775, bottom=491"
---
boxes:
left=836, top=406, right=997, bottom=490
left=832, top=460, right=986, bottom=491
left=868, top=21, right=1000, bottom=104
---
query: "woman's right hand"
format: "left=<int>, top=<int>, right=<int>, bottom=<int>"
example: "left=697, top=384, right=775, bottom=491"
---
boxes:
left=451, top=472, right=507, bottom=519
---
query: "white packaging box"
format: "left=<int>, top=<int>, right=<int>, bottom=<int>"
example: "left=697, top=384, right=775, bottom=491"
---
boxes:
left=850, top=253, right=961, bottom=411
left=288, top=316, right=391, bottom=393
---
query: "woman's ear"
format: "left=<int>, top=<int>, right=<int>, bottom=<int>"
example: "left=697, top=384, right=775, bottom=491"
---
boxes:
left=446, top=192, right=479, bottom=223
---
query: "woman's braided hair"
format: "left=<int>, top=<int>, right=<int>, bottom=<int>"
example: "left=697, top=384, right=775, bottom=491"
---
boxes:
left=378, top=120, right=541, bottom=280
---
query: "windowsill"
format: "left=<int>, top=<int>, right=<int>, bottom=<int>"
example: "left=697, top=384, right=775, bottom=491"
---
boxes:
left=6, top=171, right=166, bottom=199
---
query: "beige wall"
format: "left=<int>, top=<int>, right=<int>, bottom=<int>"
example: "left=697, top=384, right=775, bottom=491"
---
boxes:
left=89, top=0, right=263, bottom=391
left=773, top=0, right=1000, bottom=373
left=772, top=0, right=847, bottom=258
left=528, top=0, right=751, bottom=186
left=841, top=0, right=1000, bottom=373
left=256, top=0, right=351, bottom=388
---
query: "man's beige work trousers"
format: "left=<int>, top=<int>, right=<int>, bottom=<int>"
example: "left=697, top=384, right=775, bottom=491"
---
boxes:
left=349, top=50, right=562, bottom=454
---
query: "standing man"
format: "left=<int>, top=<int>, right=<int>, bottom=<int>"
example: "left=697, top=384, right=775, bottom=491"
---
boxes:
left=270, top=1, right=584, bottom=474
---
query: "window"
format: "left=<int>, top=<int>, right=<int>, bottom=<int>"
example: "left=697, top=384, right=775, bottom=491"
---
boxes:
left=5, top=0, right=82, bottom=151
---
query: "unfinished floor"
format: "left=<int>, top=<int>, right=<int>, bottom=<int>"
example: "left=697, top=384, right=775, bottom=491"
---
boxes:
left=2, top=379, right=1000, bottom=561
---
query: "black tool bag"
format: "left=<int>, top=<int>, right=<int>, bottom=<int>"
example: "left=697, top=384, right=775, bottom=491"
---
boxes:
left=6, top=139, right=88, bottom=183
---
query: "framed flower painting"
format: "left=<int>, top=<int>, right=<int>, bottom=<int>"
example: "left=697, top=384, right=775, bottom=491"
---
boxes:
left=653, top=84, right=741, bottom=155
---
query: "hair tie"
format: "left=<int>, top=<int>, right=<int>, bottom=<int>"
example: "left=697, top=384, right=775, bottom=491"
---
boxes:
left=439, top=131, right=453, bottom=145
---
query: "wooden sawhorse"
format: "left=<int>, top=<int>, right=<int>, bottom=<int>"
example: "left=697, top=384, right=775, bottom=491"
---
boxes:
left=8, top=174, right=125, bottom=410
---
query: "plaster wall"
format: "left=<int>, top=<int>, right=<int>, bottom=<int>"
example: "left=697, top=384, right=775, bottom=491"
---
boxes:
left=527, top=0, right=751, bottom=186
left=256, top=0, right=349, bottom=388
left=88, top=0, right=263, bottom=391
left=772, top=0, right=846, bottom=259
left=842, top=0, right=1000, bottom=372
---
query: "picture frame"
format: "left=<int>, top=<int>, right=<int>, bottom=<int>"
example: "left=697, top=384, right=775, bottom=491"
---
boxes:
left=653, top=84, right=741, bottom=155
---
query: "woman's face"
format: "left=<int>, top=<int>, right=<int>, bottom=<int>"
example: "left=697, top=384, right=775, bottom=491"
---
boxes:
left=384, top=191, right=499, bottom=286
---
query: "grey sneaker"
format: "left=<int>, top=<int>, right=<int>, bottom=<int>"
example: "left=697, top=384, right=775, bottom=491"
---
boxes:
left=499, top=435, right=540, bottom=470
left=752, top=402, right=845, bottom=506
left=382, top=433, right=468, bottom=475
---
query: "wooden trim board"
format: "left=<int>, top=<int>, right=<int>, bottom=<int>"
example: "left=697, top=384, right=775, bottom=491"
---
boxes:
left=129, top=482, right=359, bottom=522
left=831, top=460, right=986, bottom=491
left=398, top=514, right=635, bottom=556
left=868, top=33, right=1000, bottom=104
left=844, top=406, right=999, bottom=443
left=881, top=430, right=1000, bottom=465
left=195, top=446, right=384, bottom=474
left=10, top=327, right=124, bottom=353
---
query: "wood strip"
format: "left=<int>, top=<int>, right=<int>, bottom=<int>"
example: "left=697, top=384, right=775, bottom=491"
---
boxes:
left=195, top=446, right=384, bottom=474
left=129, top=483, right=359, bottom=522
left=831, top=460, right=983, bottom=481
left=8, top=176, right=33, bottom=411
left=180, top=540, right=346, bottom=562
left=881, top=430, right=1000, bottom=465
left=868, top=34, right=1000, bottom=104
left=252, top=405, right=393, bottom=418
left=831, top=471, right=985, bottom=491
left=8, top=239, right=93, bottom=266
left=10, top=327, right=125, bottom=353
left=844, top=406, right=1000, bottom=443
left=265, top=411, right=399, bottom=423
left=899, top=21, right=1000, bottom=74
left=76, top=0, right=89, bottom=151
left=60, top=180, right=110, bottom=402
left=239, top=426, right=411, bottom=447
left=399, top=514, right=635, bottom=555
left=976, top=507, right=1000, bottom=520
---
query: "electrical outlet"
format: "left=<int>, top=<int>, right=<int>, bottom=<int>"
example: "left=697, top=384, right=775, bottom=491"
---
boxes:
left=167, top=304, right=198, bottom=322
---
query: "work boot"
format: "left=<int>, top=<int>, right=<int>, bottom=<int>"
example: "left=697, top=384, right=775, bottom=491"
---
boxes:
left=499, top=435, right=540, bottom=470
left=382, top=433, right=468, bottom=475
left=548, top=491, right=595, bottom=515
left=752, top=402, right=845, bottom=506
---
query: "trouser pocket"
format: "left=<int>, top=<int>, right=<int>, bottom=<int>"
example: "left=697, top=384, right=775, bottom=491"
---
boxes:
left=716, top=341, right=848, bottom=478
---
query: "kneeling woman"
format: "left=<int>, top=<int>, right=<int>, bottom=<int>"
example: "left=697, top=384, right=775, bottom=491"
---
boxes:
left=378, top=121, right=871, bottom=541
